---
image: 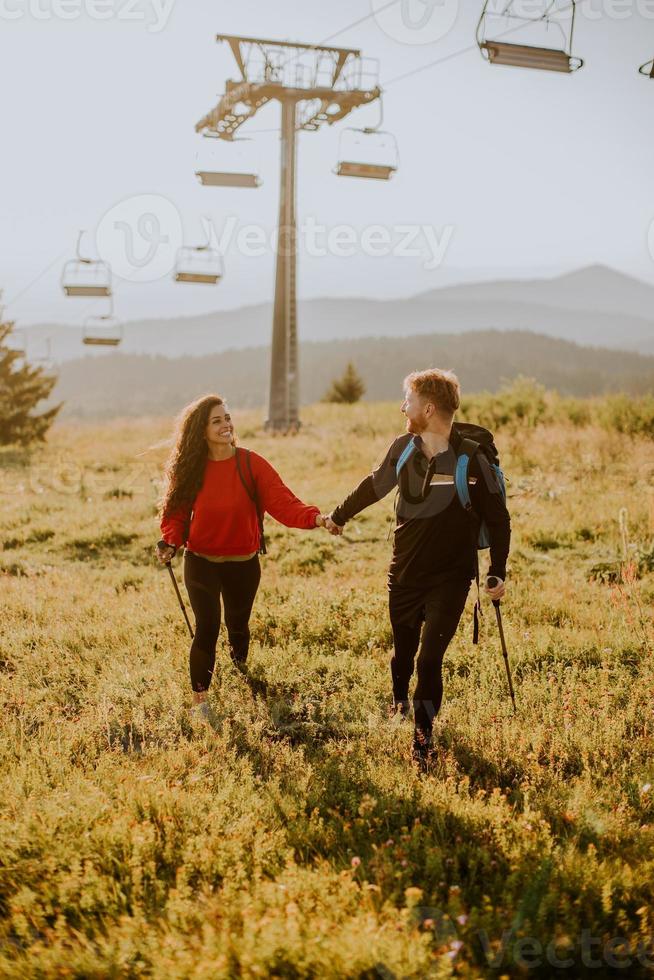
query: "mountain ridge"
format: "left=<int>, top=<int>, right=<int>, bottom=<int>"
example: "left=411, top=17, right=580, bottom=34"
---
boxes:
left=19, top=264, right=654, bottom=363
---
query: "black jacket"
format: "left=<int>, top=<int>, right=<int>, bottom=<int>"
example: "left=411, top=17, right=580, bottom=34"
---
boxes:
left=331, top=427, right=511, bottom=590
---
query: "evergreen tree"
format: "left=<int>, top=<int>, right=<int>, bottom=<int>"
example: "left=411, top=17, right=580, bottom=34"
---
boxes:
left=0, top=309, right=61, bottom=446
left=323, top=362, right=366, bottom=404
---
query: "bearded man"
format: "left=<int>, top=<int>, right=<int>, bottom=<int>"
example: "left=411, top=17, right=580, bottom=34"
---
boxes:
left=325, top=369, right=511, bottom=771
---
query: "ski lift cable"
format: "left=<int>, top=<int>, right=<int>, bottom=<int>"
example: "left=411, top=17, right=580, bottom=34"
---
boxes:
left=499, top=0, right=560, bottom=20
left=225, top=0, right=577, bottom=138
left=381, top=0, right=576, bottom=88
left=276, top=0, right=403, bottom=71
left=481, top=0, right=569, bottom=48
left=3, top=248, right=69, bottom=312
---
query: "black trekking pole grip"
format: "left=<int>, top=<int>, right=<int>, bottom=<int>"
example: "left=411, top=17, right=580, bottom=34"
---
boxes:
left=486, top=575, right=502, bottom=608
left=158, top=543, right=194, bottom=639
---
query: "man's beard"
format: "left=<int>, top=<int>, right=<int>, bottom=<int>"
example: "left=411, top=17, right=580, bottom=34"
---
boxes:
left=406, top=414, right=427, bottom=435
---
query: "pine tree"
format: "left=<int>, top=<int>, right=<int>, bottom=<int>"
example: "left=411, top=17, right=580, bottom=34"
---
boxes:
left=323, top=362, right=366, bottom=404
left=0, top=310, right=61, bottom=446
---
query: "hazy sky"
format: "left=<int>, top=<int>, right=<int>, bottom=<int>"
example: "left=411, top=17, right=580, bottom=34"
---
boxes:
left=2, top=0, right=654, bottom=325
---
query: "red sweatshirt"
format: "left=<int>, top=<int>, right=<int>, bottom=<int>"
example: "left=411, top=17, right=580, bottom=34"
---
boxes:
left=160, top=450, right=320, bottom=556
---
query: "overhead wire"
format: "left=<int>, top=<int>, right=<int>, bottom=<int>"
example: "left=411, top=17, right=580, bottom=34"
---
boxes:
left=243, top=0, right=578, bottom=133
left=277, top=0, right=403, bottom=69
left=3, top=248, right=68, bottom=313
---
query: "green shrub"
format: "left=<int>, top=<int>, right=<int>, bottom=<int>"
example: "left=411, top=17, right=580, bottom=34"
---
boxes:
left=596, top=394, right=654, bottom=437
left=460, top=376, right=550, bottom=430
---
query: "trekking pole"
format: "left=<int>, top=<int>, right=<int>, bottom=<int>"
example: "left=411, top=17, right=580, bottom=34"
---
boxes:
left=166, top=562, right=194, bottom=638
left=159, top=544, right=194, bottom=639
left=486, top=575, right=517, bottom=715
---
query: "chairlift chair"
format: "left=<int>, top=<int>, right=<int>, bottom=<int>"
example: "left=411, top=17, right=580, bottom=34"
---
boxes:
left=196, top=169, right=261, bottom=189
left=195, top=133, right=262, bottom=189
left=174, top=219, right=224, bottom=285
left=476, top=1, right=583, bottom=74
left=334, top=127, right=399, bottom=181
left=175, top=245, right=224, bottom=284
left=61, top=230, right=112, bottom=297
left=82, top=308, right=122, bottom=347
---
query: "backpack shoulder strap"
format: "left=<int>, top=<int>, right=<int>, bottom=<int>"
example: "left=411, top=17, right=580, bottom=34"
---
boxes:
left=395, top=436, right=418, bottom=480
left=244, top=448, right=258, bottom=496
left=455, top=437, right=483, bottom=645
left=235, top=448, right=267, bottom=555
left=454, top=437, right=481, bottom=512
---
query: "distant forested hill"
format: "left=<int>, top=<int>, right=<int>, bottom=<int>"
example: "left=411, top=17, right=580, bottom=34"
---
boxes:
left=22, top=265, right=654, bottom=363
left=50, top=329, right=654, bottom=419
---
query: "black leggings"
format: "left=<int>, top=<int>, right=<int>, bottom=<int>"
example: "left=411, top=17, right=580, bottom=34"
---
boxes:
left=390, top=578, right=471, bottom=738
left=183, top=552, right=261, bottom=692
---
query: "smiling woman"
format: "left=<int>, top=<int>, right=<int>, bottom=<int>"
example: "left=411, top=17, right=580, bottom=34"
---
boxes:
left=156, top=393, right=327, bottom=719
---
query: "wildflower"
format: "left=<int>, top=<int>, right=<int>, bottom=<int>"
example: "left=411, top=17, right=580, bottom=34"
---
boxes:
left=457, top=914, right=468, bottom=926
left=404, top=887, right=423, bottom=903
left=447, top=940, right=464, bottom=959
left=351, top=856, right=361, bottom=868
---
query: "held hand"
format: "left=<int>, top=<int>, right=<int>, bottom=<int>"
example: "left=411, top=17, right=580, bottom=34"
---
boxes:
left=322, top=514, right=344, bottom=536
left=485, top=575, right=506, bottom=602
left=156, top=541, right=176, bottom=565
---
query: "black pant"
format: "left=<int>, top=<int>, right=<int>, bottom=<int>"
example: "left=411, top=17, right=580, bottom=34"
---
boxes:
left=183, top=552, right=261, bottom=692
left=389, top=577, right=471, bottom=739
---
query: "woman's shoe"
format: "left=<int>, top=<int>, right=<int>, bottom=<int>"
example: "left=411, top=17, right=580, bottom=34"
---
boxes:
left=390, top=699, right=411, bottom=721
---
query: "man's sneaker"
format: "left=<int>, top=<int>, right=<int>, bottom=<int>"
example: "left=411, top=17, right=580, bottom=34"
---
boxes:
left=190, top=701, right=211, bottom=726
left=229, top=651, right=248, bottom=674
left=412, top=728, right=432, bottom=774
left=390, top=699, right=411, bottom=721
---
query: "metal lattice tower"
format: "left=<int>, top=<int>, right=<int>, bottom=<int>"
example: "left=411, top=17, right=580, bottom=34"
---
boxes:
left=195, top=35, right=381, bottom=432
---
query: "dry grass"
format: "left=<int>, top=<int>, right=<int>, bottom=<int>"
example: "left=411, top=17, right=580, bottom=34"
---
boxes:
left=0, top=402, right=653, bottom=978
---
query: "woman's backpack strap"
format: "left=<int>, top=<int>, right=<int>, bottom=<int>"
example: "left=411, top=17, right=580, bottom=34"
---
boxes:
left=235, top=448, right=267, bottom=555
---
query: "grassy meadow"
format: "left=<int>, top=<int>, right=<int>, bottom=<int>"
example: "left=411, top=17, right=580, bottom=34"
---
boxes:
left=1, top=392, right=654, bottom=978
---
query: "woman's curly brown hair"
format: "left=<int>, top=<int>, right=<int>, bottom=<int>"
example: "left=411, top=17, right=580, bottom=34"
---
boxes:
left=159, top=394, right=235, bottom=518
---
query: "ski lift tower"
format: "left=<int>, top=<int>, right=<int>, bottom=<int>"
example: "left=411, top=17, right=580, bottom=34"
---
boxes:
left=195, top=35, right=381, bottom=432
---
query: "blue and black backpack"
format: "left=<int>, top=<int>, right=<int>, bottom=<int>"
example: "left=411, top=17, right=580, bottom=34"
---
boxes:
left=395, top=421, right=506, bottom=548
